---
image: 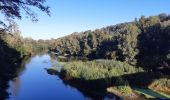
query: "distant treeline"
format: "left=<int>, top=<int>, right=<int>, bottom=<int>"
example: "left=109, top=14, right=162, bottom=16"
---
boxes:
left=49, top=13, right=170, bottom=70
left=0, top=22, right=51, bottom=57
left=0, top=22, right=50, bottom=99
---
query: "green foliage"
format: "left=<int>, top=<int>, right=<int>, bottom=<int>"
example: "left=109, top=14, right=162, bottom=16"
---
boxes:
left=3, top=33, right=49, bottom=56
left=61, top=60, right=142, bottom=80
left=116, top=85, right=133, bottom=95
left=51, top=14, right=170, bottom=70
left=0, top=31, right=22, bottom=99
left=117, top=23, right=141, bottom=64
left=0, top=28, right=50, bottom=99
left=60, top=60, right=143, bottom=88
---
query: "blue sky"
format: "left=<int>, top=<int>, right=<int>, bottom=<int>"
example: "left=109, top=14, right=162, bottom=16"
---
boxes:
left=13, top=0, right=170, bottom=39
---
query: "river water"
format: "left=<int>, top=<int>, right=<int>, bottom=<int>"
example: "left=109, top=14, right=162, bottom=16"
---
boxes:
left=7, top=54, right=117, bottom=100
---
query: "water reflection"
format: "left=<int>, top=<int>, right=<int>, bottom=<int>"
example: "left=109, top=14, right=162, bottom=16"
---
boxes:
left=10, top=77, right=20, bottom=97
left=7, top=54, right=120, bottom=100
left=60, top=79, right=120, bottom=100
left=50, top=55, right=120, bottom=100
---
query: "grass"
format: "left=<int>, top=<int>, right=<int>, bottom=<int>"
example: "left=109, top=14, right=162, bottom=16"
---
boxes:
left=134, top=88, right=155, bottom=98
left=135, top=91, right=155, bottom=98
left=116, top=85, right=133, bottom=95
left=60, top=60, right=144, bottom=95
left=59, top=60, right=170, bottom=99
left=157, top=91, right=170, bottom=98
left=61, top=60, right=143, bottom=80
left=133, top=87, right=170, bottom=99
left=107, top=86, right=133, bottom=96
left=52, top=61, right=66, bottom=67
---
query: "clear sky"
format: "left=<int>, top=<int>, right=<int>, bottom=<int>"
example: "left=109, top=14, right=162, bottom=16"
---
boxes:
left=13, top=0, right=170, bottom=39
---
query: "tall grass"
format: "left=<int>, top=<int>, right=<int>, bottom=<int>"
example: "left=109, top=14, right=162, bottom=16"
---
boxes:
left=61, top=60, right=143, bottom=80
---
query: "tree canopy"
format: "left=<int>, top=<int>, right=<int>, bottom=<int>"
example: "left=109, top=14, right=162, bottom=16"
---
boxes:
left=49, top=14, right=170, bottom=70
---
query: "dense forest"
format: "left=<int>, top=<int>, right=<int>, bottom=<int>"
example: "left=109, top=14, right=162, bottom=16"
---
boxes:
left=50, top=13, right=170, bottom=71
left=47, top=14, right=170, bottom=99
left=1, top=10, right=170, bottom=99
left=0, top=0, right=170, bottom=99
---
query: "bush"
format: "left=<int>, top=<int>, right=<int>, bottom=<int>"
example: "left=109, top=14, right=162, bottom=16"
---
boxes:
left=61, top=60, right=143, bottom=80
left=60, top=60, right=144, bottom=89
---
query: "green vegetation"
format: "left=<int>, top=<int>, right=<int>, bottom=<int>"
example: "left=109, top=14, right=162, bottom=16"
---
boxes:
left=134, top=89, right=155, bottom=98
left=50, top=13, right=170, bottom=71
left=0, top=22, right=50, bottom=57
left=133, top=87, right=170, bottom=99
left=1, top=9, right=170, bottom=99
left=0, top=20, right=50, bottom=100
left=60, top=60, right=143, bottom=91
left=0, top=0, right=170, bottom=99
left=0, top=0, right=50, bottom=99
left=0, top=25, right=50, bottom=100
left=0, top=8, right=50, bottom=100
left=50, top=14, right=170, bottom=98
left=158, top=91, right=170, bottom=98
left=60, top=60, right=170, bottom=99
left=61, top=60, right=143, bottom=80
left=0, top=32, right=22, bottom=99
left=107, top=86, right=135, bottom=98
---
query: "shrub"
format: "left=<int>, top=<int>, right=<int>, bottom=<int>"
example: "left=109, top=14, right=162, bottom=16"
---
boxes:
left=60, top=60, right=144, bottom=89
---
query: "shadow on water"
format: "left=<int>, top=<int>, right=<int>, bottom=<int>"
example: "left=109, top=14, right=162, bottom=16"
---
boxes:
left=60, top=78, right=122, bottom=100
left=0, top=37, right=31, bottom=100
left=0, top=38, right=21, bottom=99
left=45, top=54, right=170, bottom=99
left=2, top=50, right=169, bottom=100
left=45, top=70, right=121, bottom=99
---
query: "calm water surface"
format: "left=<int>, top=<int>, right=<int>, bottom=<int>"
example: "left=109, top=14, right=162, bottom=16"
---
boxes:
left=7, top=54, right=116, bottom=100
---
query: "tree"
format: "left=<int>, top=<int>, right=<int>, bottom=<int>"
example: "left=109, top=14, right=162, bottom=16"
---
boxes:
left=0, top=0, right=50, bottom=27
left=87, top=32, right=96, bottom=48
left=117, top=23, right=141, bottom=65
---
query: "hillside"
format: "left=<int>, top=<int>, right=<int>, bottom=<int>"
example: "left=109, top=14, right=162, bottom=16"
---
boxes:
left=50, top=13, right=170, bottom=70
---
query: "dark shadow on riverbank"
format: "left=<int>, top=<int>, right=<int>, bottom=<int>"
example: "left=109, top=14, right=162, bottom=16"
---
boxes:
left=60, top=77, right=122, bottom=100
left=136, top=24, right=170, bottom=71
left=0, top=38, right=26, bottom=100
left=59, top=70, right=170, bottom=100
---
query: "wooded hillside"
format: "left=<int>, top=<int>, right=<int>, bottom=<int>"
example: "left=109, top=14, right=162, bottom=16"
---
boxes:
left=50, top=13, right=170, bottom=70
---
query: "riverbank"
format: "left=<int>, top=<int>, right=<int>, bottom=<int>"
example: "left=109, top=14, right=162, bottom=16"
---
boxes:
left=48, top=59, right=170, bottom=99
left=6, top=54, right=120, bottom=100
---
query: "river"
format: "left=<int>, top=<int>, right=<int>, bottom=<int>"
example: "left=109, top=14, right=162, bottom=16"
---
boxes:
left=7, top=54, right=117, bottom=100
